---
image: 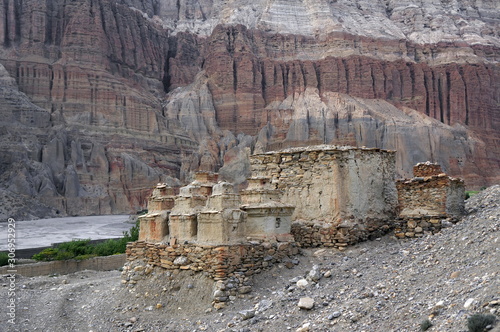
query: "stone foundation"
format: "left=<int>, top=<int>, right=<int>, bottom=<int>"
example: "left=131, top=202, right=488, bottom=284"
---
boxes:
left=393, top=216, right=458, bottom=238
left=123, top=240, right=299, bottom=307
left=291, top=220, right=391, bottom=249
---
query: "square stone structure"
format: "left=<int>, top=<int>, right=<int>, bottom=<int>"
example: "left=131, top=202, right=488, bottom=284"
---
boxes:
left=240, top=177, right=295, bottom=241
left=138, top=183, right=175, bottom=242
left=396, top=162, right=465, bottom=218
left=250, top=145, right=398, bottom=224
left=197, top=182, right=246, bottom=244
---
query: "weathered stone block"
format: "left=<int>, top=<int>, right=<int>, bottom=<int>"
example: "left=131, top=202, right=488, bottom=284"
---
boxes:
left=138, top=212, right=169, bottom=242
left=169, top=214, right=198, bottom=242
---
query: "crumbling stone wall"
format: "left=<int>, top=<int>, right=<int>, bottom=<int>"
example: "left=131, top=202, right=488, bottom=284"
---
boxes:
left=124, top=241, right=297, bottom=280
left=395, top=162, right=465, bottom=238
left=396, top=164, right=465, bottom=218
left=412, top=163, right=443, bottom=177
left=393, top=216, right=455, bottom=238
left=250, top=145, right=397, bottom=224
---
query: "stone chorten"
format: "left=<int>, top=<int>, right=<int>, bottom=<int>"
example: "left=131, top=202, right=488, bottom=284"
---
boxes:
left=197, top=182, right=247, bottom=244
left=397, top=162, right=465, bottom=218
left=168, top=172, right=218, bottom=243
left=138, top=173, right=295, bottom=245
left=240, top=177, right=295, bottom=242
left=138, top=183, right=175, bottom=242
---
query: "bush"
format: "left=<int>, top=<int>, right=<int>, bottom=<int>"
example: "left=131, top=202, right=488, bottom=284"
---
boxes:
left=467, top=314, right=496, bottom=332
left=32, top=247, right=59, bottom=261
left=56, top=239, right=93, bottom=257
left=123, top=220, right=140, bottom=242
left=465, top=191, right=479, bottom=200
left=0, top=252, right=9, bottom=267
left=92, top=238, right=126, bottom=257
left=420, top=319, right=433, bottom=331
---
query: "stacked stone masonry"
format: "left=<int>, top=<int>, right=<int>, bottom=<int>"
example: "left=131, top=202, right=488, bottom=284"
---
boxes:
left=125, top=241, right=298, bottom=280
left=291, top=220, right=391, bottom=249
left=412, top=162, right=443, bottom=177
left=395, top=162, right=465, bottom=238
left=393, top=216, right=456, bottom=239
left=123, top=240, right=299, bottom=306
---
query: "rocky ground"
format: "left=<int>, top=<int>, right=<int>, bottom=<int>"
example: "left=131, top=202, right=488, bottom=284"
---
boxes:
left=1, top=186, right=499, bottom=332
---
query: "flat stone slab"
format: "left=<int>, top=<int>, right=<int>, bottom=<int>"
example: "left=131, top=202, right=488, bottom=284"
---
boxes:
left=0, top=215, right=133, bottom=250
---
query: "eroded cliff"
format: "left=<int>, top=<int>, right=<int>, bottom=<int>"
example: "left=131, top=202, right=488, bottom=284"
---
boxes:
left=0, top=0, right=498, bottom=218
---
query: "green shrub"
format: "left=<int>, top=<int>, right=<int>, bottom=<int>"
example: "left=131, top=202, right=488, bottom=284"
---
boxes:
left=92, top=238, right=126, bottom=257
left=0, top=252, right=9, bottom=267
left=465, top=191, right=479, bottom=200
left=55, top=250, right=76, bottom=260
left=56, top=238, right=92, bottom=256
left=420, top=319, right=433, bottom=331
left=467, top=314, right=496, bottom=332
left=32, top=248, right=59, bottom=261
left=123, top=220, right=140, bottom=242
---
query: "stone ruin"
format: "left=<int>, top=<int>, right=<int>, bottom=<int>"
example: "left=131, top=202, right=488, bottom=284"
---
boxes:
left=250, top=145, right=398, bottom=248
left=123, top=146, right=465, bottom=307
left=394, top=162, right=465, bottom=238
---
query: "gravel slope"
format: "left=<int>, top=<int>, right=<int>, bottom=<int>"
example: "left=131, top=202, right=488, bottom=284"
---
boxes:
left=1, top=186, right=499, bottom=332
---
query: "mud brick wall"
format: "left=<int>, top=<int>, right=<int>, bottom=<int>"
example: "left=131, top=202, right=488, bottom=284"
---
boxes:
left=291, top=220, right=391, bottom=249
left=250, top=146, right=397, bottom=224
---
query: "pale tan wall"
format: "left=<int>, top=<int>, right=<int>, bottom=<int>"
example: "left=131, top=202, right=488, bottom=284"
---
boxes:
left=250, top=147, right=397, bottom=223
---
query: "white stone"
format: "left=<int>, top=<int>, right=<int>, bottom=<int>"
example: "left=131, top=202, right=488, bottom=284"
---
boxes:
left=298, top=297, right=315, bottom=310
left=296, top=279, right=309, bottom=288
left=464, top=298, right=475, bottom=309
left=296, top=322, right=311, bottom=332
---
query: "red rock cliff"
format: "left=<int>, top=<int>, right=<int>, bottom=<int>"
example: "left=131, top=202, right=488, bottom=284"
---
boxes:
left=0, top=0, right=498, bottom=218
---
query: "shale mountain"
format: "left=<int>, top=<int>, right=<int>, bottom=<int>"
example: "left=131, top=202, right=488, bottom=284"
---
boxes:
left=0, top=0, right=498, bottom=219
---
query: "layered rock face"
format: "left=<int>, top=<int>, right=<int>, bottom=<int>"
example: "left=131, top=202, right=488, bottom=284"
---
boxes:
left=0, top=0, right=498, bottom=218
left=0, top=0, right=193, bottom=218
